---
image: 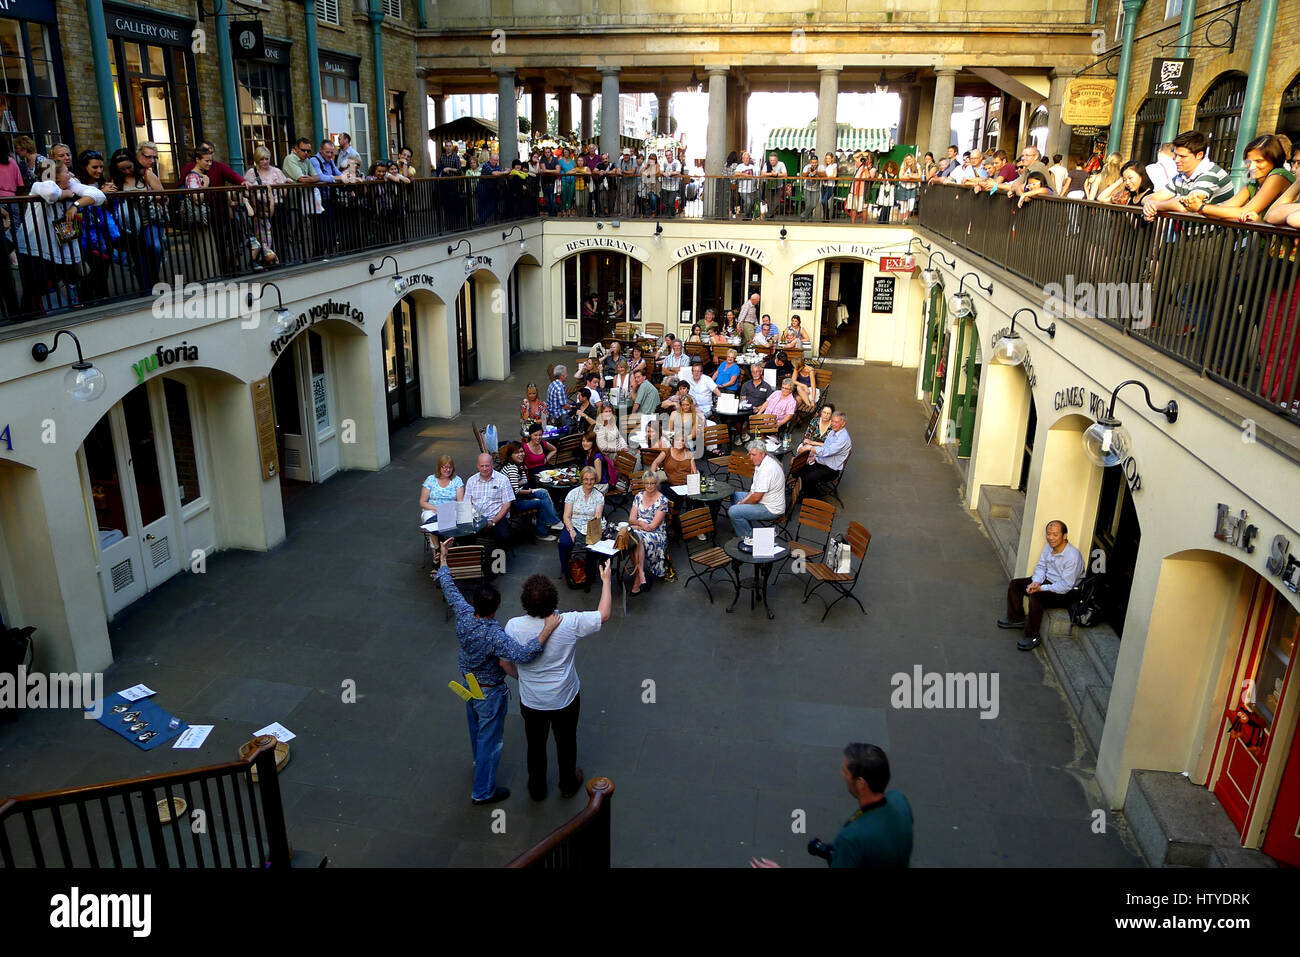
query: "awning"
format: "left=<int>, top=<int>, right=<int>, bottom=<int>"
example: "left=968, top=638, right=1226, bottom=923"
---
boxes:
left=765, top=125, right=892, bottom=153
left=428, top=116, right=500, bottom=143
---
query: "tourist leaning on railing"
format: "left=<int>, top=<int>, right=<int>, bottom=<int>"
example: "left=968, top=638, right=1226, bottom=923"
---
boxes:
left=1141, top=130, right=1235, bottom=223
left=15, top=161, right=105, bottom=313
left=1108, top=162, right=1154, bottom=208
left=1199, top=136, right=1293, bottom=224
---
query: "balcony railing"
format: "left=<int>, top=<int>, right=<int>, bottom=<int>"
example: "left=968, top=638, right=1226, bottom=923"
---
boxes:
left=0, top=176, right=537, bottom=326
left=918, top=184, right=1300, bottom=423
left=506, top=776, right=614, bottom=868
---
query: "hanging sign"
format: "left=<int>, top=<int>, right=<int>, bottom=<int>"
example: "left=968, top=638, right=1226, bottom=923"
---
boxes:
left=879, top=255, right=915, bottom=274
left=790, top=274, right=814, bottom=311
left=1062, top=78, right=1116, bottom=126
left=230, top=20, right=264, bottom=60
left=1148, top=57, right=1194, bottom=100
left=269, top=299, right=365, bottom=356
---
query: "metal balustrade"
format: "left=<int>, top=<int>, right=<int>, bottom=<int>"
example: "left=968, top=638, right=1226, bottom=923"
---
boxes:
left=918, top=183, right=1300, bottom=422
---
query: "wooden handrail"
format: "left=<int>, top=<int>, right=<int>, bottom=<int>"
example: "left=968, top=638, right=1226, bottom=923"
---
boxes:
left=506, top=776, right=615, bottom=869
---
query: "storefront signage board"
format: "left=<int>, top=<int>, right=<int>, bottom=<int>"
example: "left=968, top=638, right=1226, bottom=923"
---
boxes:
left=251, top=378, right=277, bottom=480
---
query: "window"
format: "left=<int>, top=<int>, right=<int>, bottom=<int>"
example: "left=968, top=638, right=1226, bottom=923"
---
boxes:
left=1280, top=72, right=1300, bottom=151
left=1132, top=97, right=1167, bottom=166
left=386, top=89, right=406, bottom=157
left=1165, top=0, right=1183, bottom=19
left=235, top=59, right=293, bottom=170
left=1195, top=73, right=1248, bottom=170
left=0, top=19, right=68, bottom=154
left=1115, top=7, right=1125, bottom=45
left=382, top=0, right=402, bottom=19
left=109, top=38, right=201, bottom=185
left=317, top=0, right=339, bottom=25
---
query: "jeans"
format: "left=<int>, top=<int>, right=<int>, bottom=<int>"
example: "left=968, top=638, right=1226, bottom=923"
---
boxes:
left=739, top=190, right=757, bottom=220
left=728, top=492, right=780, bottom=539
left=467, top=682, right=510, bottom=800
left=521, top=693, right=582, bottom=799
left=661, top=189, right=678, bottom=217
left=514, top=492, right=561, bottom=534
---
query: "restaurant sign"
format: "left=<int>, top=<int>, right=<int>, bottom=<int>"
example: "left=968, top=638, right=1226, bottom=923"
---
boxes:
left=1215, top=504, right=1300, bottom=593
left=1062, top=78, right=1116, bottom=126
left=270, top=299, right=364, bottom=356
left=673, top=239, right=771, bottom=267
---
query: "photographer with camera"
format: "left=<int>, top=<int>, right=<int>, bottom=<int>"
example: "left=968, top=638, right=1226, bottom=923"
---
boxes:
left=751, top=743, right=913, bottom=868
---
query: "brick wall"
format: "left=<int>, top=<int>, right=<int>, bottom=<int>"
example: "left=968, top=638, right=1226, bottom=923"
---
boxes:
left=52, top=0, right=422, bottom=180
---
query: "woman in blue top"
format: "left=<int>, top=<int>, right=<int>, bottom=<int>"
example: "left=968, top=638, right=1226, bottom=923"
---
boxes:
left=558, top=147, right=577, bottom=216
left=420, top=454, right=465, bottom=572
left=714, top=348, right=741, bottom=393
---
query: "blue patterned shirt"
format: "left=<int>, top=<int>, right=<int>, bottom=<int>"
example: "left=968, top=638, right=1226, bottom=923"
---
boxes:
left=438, top=565, right=543, bottom=685
left=547, top=379, right=569, bottom=420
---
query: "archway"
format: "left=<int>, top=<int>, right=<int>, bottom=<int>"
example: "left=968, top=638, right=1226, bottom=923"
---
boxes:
left=673, top=252, right=762, bottom=340
left=966, top=356, right=1033, bottom=511
left=1195, top=72, right=1248, bottom=170
left=1019, top=413, right=1105, bottom=578
left=511, top=254, right=544, bottom=353
left=560, top=250, right=645, bottom=345
left=1132, top=96, right=1168, bottom=166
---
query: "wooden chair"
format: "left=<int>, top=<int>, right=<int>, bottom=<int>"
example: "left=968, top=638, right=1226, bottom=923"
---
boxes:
left=471, top=421, right=487, bottom=455
left=748, top=414, right=778, bottom=443
left=684, top=342, right=710, bottom=366
left=814, top=367, right=833, bottom=405
left=553, top=432, right=585, bottom=467
left=802, top=522, right=871, bottom=621
left=442, top=544, right=486, bottom=621
left=656, top=382, right=674, bottom=401
left=604, top=450, right=641, bottom=516
left=821, top=447, right=850, bottom=507
left=724, top=450, right=754, bottom=487
left=711, top=344, right=733, bottom=364
left=703, top=424, right=732, bottom=475
left=779, top=499, right=835, bottom=579
left=678, top=507, right=735, bottom=604
left=816, top=339, right=832, bottom=367
left=644, top=321, right=665, bottom=338
left=613, top=321, right=634, bottom=340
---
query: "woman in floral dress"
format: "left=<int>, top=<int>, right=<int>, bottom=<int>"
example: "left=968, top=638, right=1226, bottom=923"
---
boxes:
left=628, top=471, right=669, bottom=593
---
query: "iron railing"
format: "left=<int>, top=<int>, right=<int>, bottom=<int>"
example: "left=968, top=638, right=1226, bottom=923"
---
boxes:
left=0, top=735, right=289, bottom=868
left=506, top=776, right=614, bottom=868
left=0, top=176, right=536, bottom=325
left=918, top=183, right=1300, bottom=422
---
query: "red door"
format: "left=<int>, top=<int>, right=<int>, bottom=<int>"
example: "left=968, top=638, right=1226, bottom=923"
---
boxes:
left=1263, top=725, right=1300, bottom=866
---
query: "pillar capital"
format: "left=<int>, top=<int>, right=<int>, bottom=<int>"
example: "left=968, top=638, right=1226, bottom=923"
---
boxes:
left=818, top=65, right=843, bottom=75
left=599, top=66, right=621, bottom=78
left=705, top=65, right=729, bottom=77
left=1121, top=0, right=1146, bottom=12
left=491, top=67, right=516, bottom=78
left=934, top=67, right=959, bottom=78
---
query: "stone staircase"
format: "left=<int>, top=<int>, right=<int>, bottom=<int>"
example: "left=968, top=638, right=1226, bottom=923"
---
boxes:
left=1122, top=770, right=1278, bottom=868
left=1040, top=608, right=1120, bottom=754
left=976, top=485, right=1023, bottom=578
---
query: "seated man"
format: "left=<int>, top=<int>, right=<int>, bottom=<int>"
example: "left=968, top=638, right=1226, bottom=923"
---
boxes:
left=739, top=362, right=774, bottom=409
left=754, top=314, right=781, bottom=346
left=660, top=339, right=690, bottom=376
left=728, top=441, right=786, bottom=539
left=796, top=410, right=851, bottom=498
left=686, top=359, right=721, bottom=417
left=632, top=367, right=661, bottom=415
left=997, top=520, right=1085, bottom=651
left=465, top=452, right=516, bottom=555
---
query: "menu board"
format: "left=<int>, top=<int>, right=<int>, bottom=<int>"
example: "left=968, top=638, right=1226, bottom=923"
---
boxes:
left=790, top=274, right=814, bottom=311
left=872, top=276, right=896, bottom=314
left=251, top=377, right=278, bottom=480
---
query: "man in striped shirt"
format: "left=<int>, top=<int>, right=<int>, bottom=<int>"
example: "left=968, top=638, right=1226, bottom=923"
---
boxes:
left=1142, top=130, right=1235, bottom=222
left=547, top=366, right=572, bottom=421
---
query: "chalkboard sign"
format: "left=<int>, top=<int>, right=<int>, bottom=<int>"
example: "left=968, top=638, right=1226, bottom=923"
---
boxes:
left=790, top=274, right=814, bottom=311
left=924, top=394, right=945, bottom=445
left=872, top=276, right=896, bottom=314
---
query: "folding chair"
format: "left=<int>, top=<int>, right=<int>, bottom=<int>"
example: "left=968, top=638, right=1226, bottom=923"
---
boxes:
left=816, top=340, right=832, bottom=368
left=703, top=424, right=732, bottom=475
left=802, top=522, right=871, bottom=621
left=821, top=447, right=850, bottom=508
left=471, top=421, right=487, bottom=455
left=747, top=413, right=778, bottom=447
left=723, top=450, right=754, bottom=489
left=552, top=432, right=585, bottom=467
left=604, top=450, right=641, bottom=516
left=814, top=367, right=833, bottom=406
left=711, top=344, right=732, bottom=365
left=644, top=321, right=665, bottom=338
left=685, top=343, right=710, bottom=367
left=775, top=499, right=835, bottom=583
left=678, top=507, right=736, bottom=604
left=442, top=544, right=486, bottom=621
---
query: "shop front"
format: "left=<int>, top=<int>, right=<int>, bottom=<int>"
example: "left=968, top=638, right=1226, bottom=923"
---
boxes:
left=675, top=249, right=761, bottom=340
left=105, top=4, right=202, bottom=185
left=383, top=295, right=421, bottom=431
left=235, top=37, right=295, bottom=169
left=0, top=0, right=73, bottom=155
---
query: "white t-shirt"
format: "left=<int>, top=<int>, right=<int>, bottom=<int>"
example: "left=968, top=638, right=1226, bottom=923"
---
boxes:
left=751, top=454, right=786, bottom=515
left=823, top=163, right=838, bottom=182
left=734, top=163, right=758, bottom=193
left=506, top=610, right=603, bottom=710
left=688, top=373, right=718, bottom=413
left=661, top=158, right=682, bottom=190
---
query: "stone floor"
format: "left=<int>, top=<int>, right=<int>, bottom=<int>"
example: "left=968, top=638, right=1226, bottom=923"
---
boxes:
left=0, top=352, right=1143, bottom=867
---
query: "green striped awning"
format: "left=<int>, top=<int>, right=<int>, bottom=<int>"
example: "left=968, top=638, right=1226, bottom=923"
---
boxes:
left=765, top=126, right=892, bottom=153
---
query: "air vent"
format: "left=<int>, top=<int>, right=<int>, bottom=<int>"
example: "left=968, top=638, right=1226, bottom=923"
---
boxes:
left=150, top=537, right=171, bottom=568
left=285, top=448, right=302, bottom=470
left=110, top=559, right=135, bottom=592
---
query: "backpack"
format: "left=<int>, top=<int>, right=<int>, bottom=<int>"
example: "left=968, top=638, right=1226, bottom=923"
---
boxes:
left=1069, top=573, right=1107, bottom=628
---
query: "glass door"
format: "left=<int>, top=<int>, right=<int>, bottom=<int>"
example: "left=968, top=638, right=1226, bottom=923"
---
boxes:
left=383, top=297, right=421, bottom=430
left=270, top=339, right=313, bottom=482
left=456, top=281, right=478, bottom=385
left=508, top=265, right=521, bottom=356
left=82, top=415, right=148, bottom=616
left=120, top=385, right=180, bottom=590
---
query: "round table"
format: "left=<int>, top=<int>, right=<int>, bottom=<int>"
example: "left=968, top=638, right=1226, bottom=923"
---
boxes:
left=535, top=471, right=580, bottom=510
left=711, top=401, right=756, bottom=444
left=722, top=536, right=787, bottom=620
left=684, top=481, right=734, bottom=525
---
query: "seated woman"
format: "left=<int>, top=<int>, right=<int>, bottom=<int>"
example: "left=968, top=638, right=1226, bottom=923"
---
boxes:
left=652, top=433, right=698, bottom=507
left=637, top=417, right=669, bottom=469
left=419, top=455, right=464, bottom=574
left=686, top=322, right=705, bottom=344
left=714, top=348, right=742, bottom=393
left=559, top=466, right=605, bottom=589
left=709, top=324, right=730, bottom=345
left=628, top=471, right=670, bottom=595
left=609, top=360, right=634, bottom=405
left=594, top=402, right=628, bottom=456
left=790, top=355, right=816, bottom=412
left=573, top=387, right=600, bottom=430
left=520, top=382, right=547, bottom=426
left=628, top=345, right=648, bottom=377
left=792, top=403, right=836, bottom=479
left=1202, top=135, right=1293, bottom=223
left=758, top=377, right=799, bottom=429
left=668, top=394, right=704, bottom=453
left=522, top=422, right=557, bottom=476
left=581, top=430, right=617, bottom=492
left=500, top=442, right=563, bottom=541
left=781, top=314, right=811, bottom=348
left=602, top=341, right=624, bottom=378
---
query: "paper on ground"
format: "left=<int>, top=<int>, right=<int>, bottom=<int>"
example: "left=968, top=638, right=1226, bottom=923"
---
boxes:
left=253, top=721, right=297, bottom=743
left=117, top=684, right=156, bottom=702
left=172, top=725, right=214, bottom=750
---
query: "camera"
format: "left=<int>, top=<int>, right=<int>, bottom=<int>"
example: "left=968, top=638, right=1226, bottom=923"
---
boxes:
left=807, top=838, right=833, bottom=862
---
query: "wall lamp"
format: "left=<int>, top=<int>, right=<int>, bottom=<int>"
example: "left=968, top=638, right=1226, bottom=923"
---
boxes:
left=448, top=238, right=474, bottom=268
left=947, top=272, right=993, bottom=319
left=502, top=225, right=526, bottom=252
left=779, top=226, right=788, bottom=241
left=1082, top=379, right=1178, bottom=468
left=247, top=282, right=295, bottom=337
left=31, top=329, right=106, bottom=402
left=993, top=307, right=1056, bottom=366
left=369, top=254, right=407, bottom=296
left=655, top=222, right=663, bottom=237
left=920, top=251, right=955, bottom=290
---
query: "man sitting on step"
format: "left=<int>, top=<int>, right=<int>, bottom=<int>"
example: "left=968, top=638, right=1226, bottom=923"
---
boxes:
left=997, top=519, right=1085, bottom=651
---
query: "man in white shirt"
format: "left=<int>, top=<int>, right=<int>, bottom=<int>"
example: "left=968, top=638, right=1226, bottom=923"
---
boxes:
left=660, top=149, right=682, bottom=218
left=504, top=563, right=613, bottom=801
left=760, top=152, right=788, bottom=217
left=1047, top=154, right=1069, bottom=196
left=465, top=452, right=516, bottom=553
left=727, top=441, right=786, bottom=539
left=734, top=150, right=758, bottom=220
left=687, top=359, right=721, bottom=417
left=997, top=520, right=1085, bottom=651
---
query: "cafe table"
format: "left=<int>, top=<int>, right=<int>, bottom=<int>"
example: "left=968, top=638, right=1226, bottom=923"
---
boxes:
left=722, top=536, right=787, bottom=620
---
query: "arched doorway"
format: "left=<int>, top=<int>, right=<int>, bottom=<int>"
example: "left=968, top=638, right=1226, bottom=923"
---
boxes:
left=561, top=251, right=644, bottom=345
left=1090, top=462, right=1140, bottom=636
left=676, top=253, right=761, bottom=338
left=1132, top=96, right=1167, bottom=166
left=454, top=279, right=478, bottom=385
left=383, top=295, right=422, bottom=432
left=1021, top=413, right=1105, bottom=575
left=1279, top=71, right=1300, bottom=149
left=819, top=259, right=864, bottom=358
left=1195, top=72, right=1248, bottom=169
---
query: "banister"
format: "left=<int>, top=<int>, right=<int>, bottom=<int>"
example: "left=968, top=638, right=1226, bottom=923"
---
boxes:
left=506, top=776, right=615, bottom=868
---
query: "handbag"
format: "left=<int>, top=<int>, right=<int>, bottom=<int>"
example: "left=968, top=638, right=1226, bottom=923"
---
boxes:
left=54, top=216, right=81, bottom=244
left=181, top=196, right=210, bottom=227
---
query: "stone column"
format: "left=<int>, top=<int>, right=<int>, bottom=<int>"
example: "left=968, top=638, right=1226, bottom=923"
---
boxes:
left=816, top=66, right=841, bottom=163
left=431, top=93, right=445, bottom=129
left=929, top=67, right=958, bottom=159
left=579, top=92, right=593, bottom=144
left=657, top=89, right=670, bottom=134
left=1045, top=70, right=1073, bottom=161
left=706, top=66, right=728, bottom=217
left=495, top=69, right=518, bottom=167
left=557, top=87, right=572, bottom=137
left=529, top=78, right=546, bottom=135
left=600, top=68, right=621, bottom=160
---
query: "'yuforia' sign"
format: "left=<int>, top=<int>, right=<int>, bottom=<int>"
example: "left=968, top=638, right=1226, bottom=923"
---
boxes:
left=270, top=299, right=364, bottom=356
